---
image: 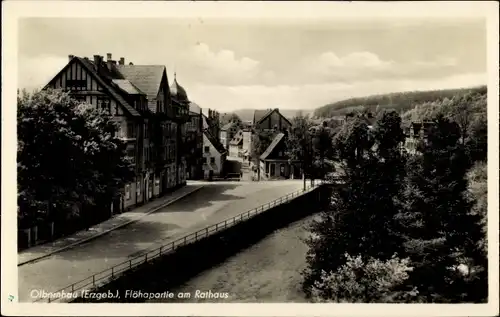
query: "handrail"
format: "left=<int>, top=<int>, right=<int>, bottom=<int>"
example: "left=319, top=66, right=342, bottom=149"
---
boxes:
left=35, top=182, right=329, bottom=303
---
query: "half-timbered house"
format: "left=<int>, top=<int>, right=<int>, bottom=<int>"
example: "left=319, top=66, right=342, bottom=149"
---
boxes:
left=43, top=53, right=190, bottom=213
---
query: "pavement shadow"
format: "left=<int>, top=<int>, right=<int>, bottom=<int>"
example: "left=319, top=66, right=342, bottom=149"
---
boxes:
left=23, top=184, right=242, bottom=263
left=72, top=186, right=330, bottom=303
left=155, top=184, right=243, bottom=213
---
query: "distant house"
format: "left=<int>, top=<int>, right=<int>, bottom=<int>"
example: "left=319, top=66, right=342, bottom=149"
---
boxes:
left=405, top=121, right=435, bottom=155
left=241, top=128, right=253, bottom=160
left=202, top=130, right=227, bottom=180
left=228, top=130, right=244, bottom=158
left=185, top=102, right=203, bottom=179
left=203, top=109, right=221, bottom=144
left=220, top=121, right=241, bottom=149
left=253, top=108, right=292, bottom=132
left=258, top=133, right=301, bottom=180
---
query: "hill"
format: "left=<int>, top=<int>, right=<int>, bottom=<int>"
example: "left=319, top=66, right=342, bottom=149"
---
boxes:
left=219, top=108, right=314, bottom=124
left=313, top=86, right=487, bottom=118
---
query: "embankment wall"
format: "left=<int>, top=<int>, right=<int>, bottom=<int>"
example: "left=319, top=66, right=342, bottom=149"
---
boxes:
left=73, top=185, right=332, bottom=303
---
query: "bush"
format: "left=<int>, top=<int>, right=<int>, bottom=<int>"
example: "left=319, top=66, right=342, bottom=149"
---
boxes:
left=310, top=254, right=418, bottom=303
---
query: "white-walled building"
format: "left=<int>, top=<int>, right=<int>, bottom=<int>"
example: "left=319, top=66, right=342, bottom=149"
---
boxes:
left=202, top=131, right=227, bottom=179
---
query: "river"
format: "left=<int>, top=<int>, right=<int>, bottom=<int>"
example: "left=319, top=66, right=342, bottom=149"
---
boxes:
left=148, top=215, right=316, bottom=303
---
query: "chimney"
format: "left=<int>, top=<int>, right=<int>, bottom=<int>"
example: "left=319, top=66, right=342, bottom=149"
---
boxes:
left=119, top=57, right=125, bottom=65
left=68, top=54, right=74, bottom=62
left=93, top=55, right=102, bottom=70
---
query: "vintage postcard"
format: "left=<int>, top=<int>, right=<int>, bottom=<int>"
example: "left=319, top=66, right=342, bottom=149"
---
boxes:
left=2, top=1, right=499, bottom=316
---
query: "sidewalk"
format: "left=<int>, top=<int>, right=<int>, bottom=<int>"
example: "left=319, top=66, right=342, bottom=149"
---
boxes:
left=18, top=184, right=203, bottom=266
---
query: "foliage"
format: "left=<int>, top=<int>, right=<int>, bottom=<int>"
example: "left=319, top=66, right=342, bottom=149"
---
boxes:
left=310, top=254, right=418, bottom=303
left=305, top=85, right=488, bottom=303
left=303, top=111, right=407, bottom=296
left=466, top=161, right=488, bottom=255
left=17, top=89, right=134, bottom=228
left=284, top=114, right=314, bottom=176
left=465, top=112, right=487, bottom=163
left=250, top=129, right=279, bottom=164
left=396, top=114, right=486, bottom=302
left=219, top=112, right=242, bottom=126
left=314, top=86, right=486, bottom=118
left=310, top=125, right=334, bottom=179
left=331, top=117, right=373, bottom=164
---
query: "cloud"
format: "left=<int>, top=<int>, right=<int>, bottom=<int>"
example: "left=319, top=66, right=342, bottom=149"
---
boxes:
left=18, top=55, right=68, bottom=91
left=303, top=51, right=463, bottom=83
left=183, top=42, right=264, bottom=85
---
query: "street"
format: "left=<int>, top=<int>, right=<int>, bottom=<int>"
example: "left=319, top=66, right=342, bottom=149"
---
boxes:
left=18, top=180, right=305, bottom=302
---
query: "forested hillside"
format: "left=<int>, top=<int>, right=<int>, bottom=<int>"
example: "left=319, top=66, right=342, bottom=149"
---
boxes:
left=313, top=86, right=487, bottom=118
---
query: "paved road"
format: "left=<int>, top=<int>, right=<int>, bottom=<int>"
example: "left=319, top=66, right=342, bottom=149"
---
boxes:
left=19, top=180, right=305, bottom=302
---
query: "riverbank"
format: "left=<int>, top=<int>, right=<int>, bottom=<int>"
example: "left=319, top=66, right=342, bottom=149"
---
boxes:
left=150, top=214, right=317, bottom=303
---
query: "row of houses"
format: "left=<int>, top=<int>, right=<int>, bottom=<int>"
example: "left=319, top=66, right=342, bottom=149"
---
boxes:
left=231, top=109, right=435, bottom=181
left=44, top=53, right=230, bottom=212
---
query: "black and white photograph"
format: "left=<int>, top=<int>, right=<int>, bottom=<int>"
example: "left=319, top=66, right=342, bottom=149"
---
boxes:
left=2, top=1, right=499, bottom=316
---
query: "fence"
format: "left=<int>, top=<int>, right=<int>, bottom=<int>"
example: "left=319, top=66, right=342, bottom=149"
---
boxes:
left=36, top=183, right=323, bottom=303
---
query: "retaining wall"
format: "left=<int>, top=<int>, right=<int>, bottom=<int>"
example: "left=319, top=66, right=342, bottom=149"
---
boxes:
left=72, top=185, right=331, bottom=303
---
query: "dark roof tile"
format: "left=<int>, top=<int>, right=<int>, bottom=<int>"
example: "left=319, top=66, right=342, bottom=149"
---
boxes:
left=260, top=133, right=285, bottom=160
left=77, top=57, right=141, bottom=117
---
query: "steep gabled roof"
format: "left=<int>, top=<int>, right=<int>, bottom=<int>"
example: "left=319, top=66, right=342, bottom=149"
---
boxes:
left=253, top=109, right=273, bottom=124
left=73, top=57, right=141, bottom=117
left=189, top=102, right=201, bottom=115
left=254, top=108, right=292, bottom=127
left=229, top=130, right=243, bottom=146
left=116, top=64, right=165, bottom=99
left=260, top=133, right=285, bottom=160
left=204, top=130, right=226, bottom=154
left=111, top=79, right=145, bottom=95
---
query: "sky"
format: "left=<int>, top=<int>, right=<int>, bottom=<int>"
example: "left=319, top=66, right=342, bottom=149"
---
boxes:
left=18, top=17, right=487, bottom=112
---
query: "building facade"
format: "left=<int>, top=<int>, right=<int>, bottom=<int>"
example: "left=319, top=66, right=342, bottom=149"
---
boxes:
left=185, top=102, right=204, bottom=179
left=202, top=131, right=227, bottom=180
left=253, top=108, right=292, bottom=132
left=228, top=130, right=244, bottom=158
left=43, top=53, right=189, bottom=213
left=404, top=121, right=435, bottom=155
left=258, top=133, right=301, bottom=180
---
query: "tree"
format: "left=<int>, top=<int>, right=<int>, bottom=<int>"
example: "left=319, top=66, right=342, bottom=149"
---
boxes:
left=396, top=114, right=486, bottom=302
left=310, top=122, right=335, bottom=180
left=17, top=89, right=134, bottom=229
left=285, top=114, right=313, bottom=187
left=466, top=161, right=487, bottom=255
left=310, top=254, right=418, bottom=303
left=219, top=112, right=241, bottom=126
left=450, top=94, right=475, bottom=144
left=303, top=113, right=407, bottom=297
left=465, top=112, right=487, bottom=163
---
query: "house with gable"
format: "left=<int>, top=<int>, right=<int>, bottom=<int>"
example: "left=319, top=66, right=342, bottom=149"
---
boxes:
left=43, top=53, right=190, bottom=213
left=257, top=132, right=301, bottom=180
left=253, top=108, right=292, bottom=132
left=404, top=121, right=436, bottom=155
left=228, top=129, right=244, bottom=158
left=220, top=121, right=241, bottom=149
left=202, top=112, right=227, bottom=180
left=185, top=101, right=204, bottom=180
